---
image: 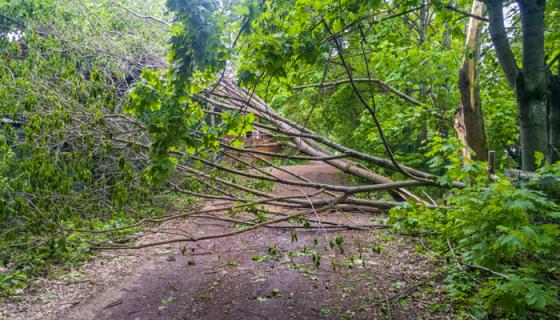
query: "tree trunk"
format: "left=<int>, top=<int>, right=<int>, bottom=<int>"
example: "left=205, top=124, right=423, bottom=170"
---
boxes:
left=516, top=75, right=549, bottom=171
left=517, top=0, right=548, bottom=171
left=455, top=0, right=488, bottom=161
left=486, top=0, right=558, bottom=171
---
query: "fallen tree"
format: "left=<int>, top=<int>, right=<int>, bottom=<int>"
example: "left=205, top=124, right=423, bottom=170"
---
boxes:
left=51, top=77, right=468, bottom=250
left=1, top=0, right=464, bottom=252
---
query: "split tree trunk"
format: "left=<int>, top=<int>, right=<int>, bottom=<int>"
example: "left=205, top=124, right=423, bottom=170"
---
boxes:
left=455, top=0, right=488, bottom=161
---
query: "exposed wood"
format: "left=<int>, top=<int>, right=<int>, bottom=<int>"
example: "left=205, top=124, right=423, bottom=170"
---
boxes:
left=488, top=150, right=496, bottom=174
left=455, top=0, right=489, bottom=161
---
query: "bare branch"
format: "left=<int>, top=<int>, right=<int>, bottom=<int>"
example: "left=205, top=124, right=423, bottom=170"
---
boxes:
left=444, top=3, right=489, bottom=22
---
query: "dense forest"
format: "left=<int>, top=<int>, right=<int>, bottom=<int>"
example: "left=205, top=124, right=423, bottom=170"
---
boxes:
left=0, top=0, right=559, bottom=319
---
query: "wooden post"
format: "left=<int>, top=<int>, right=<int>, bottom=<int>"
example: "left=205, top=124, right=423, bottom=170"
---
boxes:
left=488, top=150, right=496, bottom=175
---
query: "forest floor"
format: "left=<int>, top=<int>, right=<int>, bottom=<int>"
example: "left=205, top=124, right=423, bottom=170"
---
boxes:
left=1, top=163, right=454, bottom=320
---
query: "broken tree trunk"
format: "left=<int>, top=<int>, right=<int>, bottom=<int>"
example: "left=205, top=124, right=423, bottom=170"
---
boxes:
left=455, top=0, right=488, bottom=162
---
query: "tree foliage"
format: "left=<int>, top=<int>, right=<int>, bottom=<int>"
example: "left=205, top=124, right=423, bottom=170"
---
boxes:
left=0, top=0, right=169, bottom=291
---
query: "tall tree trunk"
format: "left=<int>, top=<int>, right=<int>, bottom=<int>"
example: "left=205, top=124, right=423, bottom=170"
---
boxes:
left=486, top=0, right=558, bottom=171
left=455, top=0, right=488, bottom=161
left=516, top=0, right=548, bottom=171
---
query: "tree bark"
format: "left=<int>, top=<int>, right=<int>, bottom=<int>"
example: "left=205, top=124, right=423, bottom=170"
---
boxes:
left=516, top=0, right=548, bottom=171
left=455, top=0, right=489, bottom=161
left=486, top=0, right=558, bottom=170
left=516, top=76, right=549, bottom=171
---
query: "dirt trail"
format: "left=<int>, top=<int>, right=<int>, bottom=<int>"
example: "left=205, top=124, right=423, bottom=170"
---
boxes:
left=2, top=163, right=453, bottom=320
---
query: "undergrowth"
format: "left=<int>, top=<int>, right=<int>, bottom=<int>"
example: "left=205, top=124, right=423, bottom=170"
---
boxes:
left=391, top=163, right=560, bottom=319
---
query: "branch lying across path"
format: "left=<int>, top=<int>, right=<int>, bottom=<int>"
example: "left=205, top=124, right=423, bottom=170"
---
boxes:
left=64, top=190, right=328, bottom=235
left=102, top=82, right=462, bottom=210
left=205, top=84, right=446, bottom=183
left=223, top=143, right=350, bottom=161
left=45, top=75, right=470, bottom=252
left=204, top=81, right=464, bottom=189
left=116, top=138, right=387, bottom=211
left=191, top=214, right=391, bottom=231
left=70, top=79, right=463, bottom=251
left=176, top=163, right=404, bottom=209
left=94, top=193, right=349, bottom=250
left=190, top=153, right=437, bottom=195
left=205, top=91, right=415, bottom=201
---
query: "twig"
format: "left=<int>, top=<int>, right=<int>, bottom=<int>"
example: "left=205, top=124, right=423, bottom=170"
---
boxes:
left=103, top=299, right=123, bottom=309
left=389, top=283, right=420, bottom=303
left=447, top=238, right=508, bottom=279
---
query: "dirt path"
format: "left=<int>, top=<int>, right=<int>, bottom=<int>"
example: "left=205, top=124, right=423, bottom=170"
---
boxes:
left=2, top=163, right=453, bottom=320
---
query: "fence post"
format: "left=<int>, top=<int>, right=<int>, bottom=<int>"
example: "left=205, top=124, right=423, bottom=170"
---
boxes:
left=488, top=150, right=496, bottom=175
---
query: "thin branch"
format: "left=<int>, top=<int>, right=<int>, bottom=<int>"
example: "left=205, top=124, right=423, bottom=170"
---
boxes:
left=546, top=53, right=560, bottom=70
left=293, top=78, right=425, bottom=107
left=444, top=3, right=489, bottom=22
left=109, top=1, right=170, bottom=28
left=322, top=19, right=433, bottom=185
left=0, top=13, right=25, bottom=29
left=94, top=195, right=348, bottom=249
